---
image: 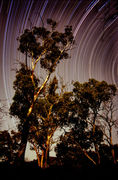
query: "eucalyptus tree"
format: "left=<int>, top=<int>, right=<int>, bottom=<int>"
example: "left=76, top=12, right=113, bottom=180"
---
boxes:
left=29, top=77, right=74, bottom=168
left=10, top=19, right=74, bottom=162
left=73, top=79, right=116, bottom=164
left=9, top=63, right=39, bottom=162
left=98, top=93, right=118, bottom=164
left=55, top=79, right=117, bottom=166
left=0, top=130, right=21, bottom=163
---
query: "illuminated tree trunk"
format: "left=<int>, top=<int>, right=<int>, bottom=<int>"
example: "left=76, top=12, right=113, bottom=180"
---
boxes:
left=78, top=144, right=96, bottom=165
left=33, top=144, right=41, bottom=167
left=41, top=149, right=45, bottom=168
left=17, top=42, right=70, bottom=163
left=45, top=147, right=49, bottom=168
left=44, top=127, right=57, bottom=168
left=45, top=136, right=50, bottom=168
left=18, top=74, right=51, bottom=162
left=83, top=150, right=96, bottom=165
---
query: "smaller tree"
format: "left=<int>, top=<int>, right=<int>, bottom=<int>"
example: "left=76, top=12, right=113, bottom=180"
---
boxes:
left=55, top=79, right=117, bottom=167
left=0, top=131, right=12, bottom=162
left=73, top=79, right=117, bottom=164
left=98, top=93, right=118, bottom=164
left=0, top=130, right=21, bottom=163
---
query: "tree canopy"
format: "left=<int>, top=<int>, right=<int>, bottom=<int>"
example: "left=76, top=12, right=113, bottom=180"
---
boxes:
left=9, top=19, right=75, bottom=163
left=18, top=19, right=74, bottom=72
left=1, top=19, right=118, bottom=169
left=55, top=79, right=118, bottom=167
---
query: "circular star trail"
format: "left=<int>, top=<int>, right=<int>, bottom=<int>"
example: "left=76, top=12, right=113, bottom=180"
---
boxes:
left=0, top=0, right=118, bottom=130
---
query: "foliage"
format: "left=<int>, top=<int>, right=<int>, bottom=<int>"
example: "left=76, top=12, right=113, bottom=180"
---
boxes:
left=1, top=77, right=118, bottom=167
left=55, top=79, right=118, bottom=167
left=0, top=130, right=21, bottom=163
left=5, top=18, right=118, bottom=168
left=18, top=19, right=74, bottom=72
left=9, top=63, right=39, bottom=131
left=9, top=19, right=75, bottom=163
left=28, top=77, right=74, bottom=168
left=73, top=79, right=116, bottom=117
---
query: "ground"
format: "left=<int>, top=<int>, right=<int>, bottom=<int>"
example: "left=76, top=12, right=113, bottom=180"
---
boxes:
left=0, top=161, right=118, bottom=180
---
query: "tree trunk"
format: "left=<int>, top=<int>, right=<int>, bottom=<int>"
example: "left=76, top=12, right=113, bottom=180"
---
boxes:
left=83, top=150, right=96, bottom=165
left=95, top=144, right=100, bottom=165
left=18, top=118, right=29, bottom=163
left=92, top=112, right=101, bottom=164
left=33, top=144, right=40, bottom=167
left=111, top=147, right=116, bottom=164
left=25, top=51, right=27, bottom=67
left=41, top=149, right=45, bottom=168
left=18, top=72, right=51, bottom=163
left=45, top=138, right=50, bottom=168
left=110, top=127, right=116, bottom=164
left=92, top=111, right=97, bottom=135
left=45, top=148, right=49, bottom=168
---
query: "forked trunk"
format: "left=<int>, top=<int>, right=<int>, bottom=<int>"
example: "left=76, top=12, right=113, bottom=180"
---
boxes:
left=18, top=74, right=50, bottom=162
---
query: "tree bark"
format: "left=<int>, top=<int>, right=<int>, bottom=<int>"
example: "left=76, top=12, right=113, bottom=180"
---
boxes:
left=41, top=149, right=45, bottom=168
left=45, top=137, right=50, bottom=168
left=25, top=51, right=27, bottom=67
left=92, top=112, right=101, bottom=165
left=17, top=44, right=68, bottom=163
left=111, top=147, right=116, bottom=164
left=33, top=144, right=41, bottom=167
left=17, top=74, right=51, bottom=162
left=83, top=150, right=96, bottom=165
left=18, top=118, right=29, bottom=163
left=110, top=127, right=116, bottom=164
left=95, top=144, right=100, bottom=165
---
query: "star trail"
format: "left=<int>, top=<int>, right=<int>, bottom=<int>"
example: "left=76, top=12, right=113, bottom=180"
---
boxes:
left=0, top=0, right=118, bottom=130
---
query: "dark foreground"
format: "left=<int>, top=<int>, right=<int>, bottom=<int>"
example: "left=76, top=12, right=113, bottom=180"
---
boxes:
left=0, top=162, right=118, bottom=180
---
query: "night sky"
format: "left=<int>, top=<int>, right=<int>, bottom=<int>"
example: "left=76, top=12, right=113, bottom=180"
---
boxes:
left=0, top=0, right=118, bottom=158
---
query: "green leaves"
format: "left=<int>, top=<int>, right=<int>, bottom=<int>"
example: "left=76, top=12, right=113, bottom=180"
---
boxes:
left=9, top=64, right=39, bottom=125
left=55, top=79, right=118, bottom=167
left=73, top=79, right=117, bottom=111
left=47, top=19, right=57, bottom=29
left=0, top=130, right=21, bottom=163
left=18, top=19, right=74, bottom=72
